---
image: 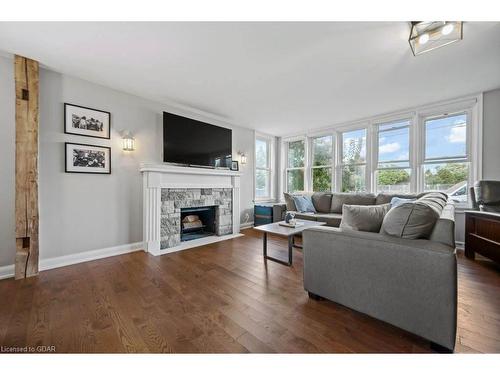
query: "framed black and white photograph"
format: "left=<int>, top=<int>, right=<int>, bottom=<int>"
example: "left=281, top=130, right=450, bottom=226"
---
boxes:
left=65, top=142, right=111, bottom=174
left=64, top=103, right=111, bottom=139
left=231, top=160, right=239, bottom=171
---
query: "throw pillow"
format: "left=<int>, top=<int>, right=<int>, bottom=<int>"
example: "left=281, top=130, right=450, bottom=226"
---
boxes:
left=380, top=193, right=447, bottom=239
left=390, top=197, right=416, bottom=208
left=339, top=203, right=391, bottom=232
left=292, top=195, right=317, bottom=213
left=283, top=192, right=297, bottom=211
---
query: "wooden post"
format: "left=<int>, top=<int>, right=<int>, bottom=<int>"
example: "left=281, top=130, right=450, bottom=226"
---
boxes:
left=14, top=55, right=39, bottom=279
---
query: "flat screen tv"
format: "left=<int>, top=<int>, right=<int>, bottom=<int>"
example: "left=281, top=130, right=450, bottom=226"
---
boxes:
left=163, top=112, right=232, bottom=168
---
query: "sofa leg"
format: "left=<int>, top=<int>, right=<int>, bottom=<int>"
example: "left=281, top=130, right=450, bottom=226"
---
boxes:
left=430, top=342, right=454, bottom=353
left=307, top=291, right=324, bottom=301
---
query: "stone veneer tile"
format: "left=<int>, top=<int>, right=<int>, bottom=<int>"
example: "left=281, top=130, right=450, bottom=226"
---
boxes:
left=160, top=188, right=233, bottom=249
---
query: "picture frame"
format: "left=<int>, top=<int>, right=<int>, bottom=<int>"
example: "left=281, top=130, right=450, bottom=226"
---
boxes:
left=231, top=160, right=239, bottom=171
left=65, top=142, right=111, bottom=174
left=64, top=103, right=111, bottom=139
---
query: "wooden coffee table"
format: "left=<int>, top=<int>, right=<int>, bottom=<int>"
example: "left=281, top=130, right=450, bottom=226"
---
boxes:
left=254, top=219, right=327, bottom=266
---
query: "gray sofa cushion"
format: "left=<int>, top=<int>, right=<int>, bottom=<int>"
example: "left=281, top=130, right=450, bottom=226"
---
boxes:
left=375, top=192, right=425, bottom=205
left=380, top=192, right=448, bottom=239
left=314, top=213, right=343, bottom=227
left=429, top=203, right=456, bottom=247
left=312, top=193, right=333, bottom=213
left=340, top=203, right=391, bottom=232
left=292, top=212, right=318, bottom=221
left=330, top=193, right=376, bottom=213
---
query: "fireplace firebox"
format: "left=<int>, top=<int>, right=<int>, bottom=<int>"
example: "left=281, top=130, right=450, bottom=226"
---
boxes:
left=180, top=206, right=216, bottom=242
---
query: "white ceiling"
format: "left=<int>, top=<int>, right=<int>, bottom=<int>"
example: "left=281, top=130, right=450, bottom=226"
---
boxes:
left=0, top=22, right=499, bottom=136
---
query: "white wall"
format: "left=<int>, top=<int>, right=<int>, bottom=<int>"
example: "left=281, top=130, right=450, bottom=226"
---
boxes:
left=0, top=55, right=258, bottom=267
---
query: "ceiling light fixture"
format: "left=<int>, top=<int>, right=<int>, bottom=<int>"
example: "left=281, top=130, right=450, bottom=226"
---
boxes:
left=441, top=23, right=454, bottom=35
left=418, top=33, right=430, bottom=44
left=409, top=21, right=463, bottom=56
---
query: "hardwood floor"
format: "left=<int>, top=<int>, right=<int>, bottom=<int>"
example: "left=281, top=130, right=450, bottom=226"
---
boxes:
left=1, top=228, right=499, bottom=353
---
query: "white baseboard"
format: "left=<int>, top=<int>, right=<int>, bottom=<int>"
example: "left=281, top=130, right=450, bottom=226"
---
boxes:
left=455, top=241, right=464, bottom=250
left=0, top=242, right=144, bottom=280
left=0, top=264, right=15, bottom=280
left=240, top=221, right=254, bottom=229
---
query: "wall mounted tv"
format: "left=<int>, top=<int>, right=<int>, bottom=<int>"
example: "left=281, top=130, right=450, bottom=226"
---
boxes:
left=163, top=112, right=232, bottom=168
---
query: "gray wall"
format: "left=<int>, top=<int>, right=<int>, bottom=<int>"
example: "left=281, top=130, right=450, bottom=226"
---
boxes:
left=0, top=55, right=258, bottom=266
left=0, top=56, right=15, bottom=267
left=454, top=88, right=500, bottom=244
left=482, top=88, right=500, bottom=180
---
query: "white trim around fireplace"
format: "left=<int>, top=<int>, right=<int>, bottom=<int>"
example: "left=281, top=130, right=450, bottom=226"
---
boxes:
left=140, top=163, right=243, bottom=255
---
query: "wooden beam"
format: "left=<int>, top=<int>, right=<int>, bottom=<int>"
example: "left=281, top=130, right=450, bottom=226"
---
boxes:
left=14, top=55, right=39, bottom=279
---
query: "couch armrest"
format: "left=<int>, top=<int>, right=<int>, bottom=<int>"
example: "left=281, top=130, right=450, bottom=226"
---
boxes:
left=272, top=203, right=287, bottom=223
left=302, top=226, right=457, bottom=350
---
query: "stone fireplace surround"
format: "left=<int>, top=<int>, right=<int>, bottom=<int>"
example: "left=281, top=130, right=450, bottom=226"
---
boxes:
left=161, top=188, right=233, bottom=249
left=140, top=163, right=242, bottom=256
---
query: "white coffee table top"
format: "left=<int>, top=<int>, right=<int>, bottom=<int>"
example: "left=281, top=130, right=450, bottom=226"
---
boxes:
left=254, top=219, right=327, bottom=236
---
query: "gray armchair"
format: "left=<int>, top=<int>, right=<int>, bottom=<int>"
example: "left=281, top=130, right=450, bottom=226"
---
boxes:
left=470, top=180, right=500, bottom=212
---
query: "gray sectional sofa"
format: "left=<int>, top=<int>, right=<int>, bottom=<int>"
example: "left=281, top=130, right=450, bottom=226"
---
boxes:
left=273, top=191, right=457, bottom=352
left=273, top=191, right=427, bottom=225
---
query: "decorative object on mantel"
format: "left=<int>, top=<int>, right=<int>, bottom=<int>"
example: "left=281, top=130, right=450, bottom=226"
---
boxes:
left=64, top=103, right=111, bottom=139
left=122, top=131, right=135, bottom=151
left=409, top=21, right=463, bottom=56
left=237, top=151, right=247, bottom=165
left=65, top=142, right=111, bottom=174
left=231, top=160, right=239, bottom=171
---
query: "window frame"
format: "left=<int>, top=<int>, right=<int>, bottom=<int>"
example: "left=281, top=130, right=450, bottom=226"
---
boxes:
left=373, top=118, right=413, bottom=194
left=418, top=109, right=473, bottom=206
left=277, top=93, right=482, bottom=209
left=254, top=134, right=274, bottom=201
left=309, top=133, right=335, bottom=192
left=284, top=137, right=307, bottom=193
left=338, top=126, right=370, bottom=192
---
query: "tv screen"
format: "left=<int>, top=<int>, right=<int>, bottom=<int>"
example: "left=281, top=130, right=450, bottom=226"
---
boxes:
left=163, top=112, right=232, bottom=168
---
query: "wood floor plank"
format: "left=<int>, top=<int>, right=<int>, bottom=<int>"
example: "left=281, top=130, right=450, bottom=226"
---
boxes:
left=0, top=228, right=499, bottom=353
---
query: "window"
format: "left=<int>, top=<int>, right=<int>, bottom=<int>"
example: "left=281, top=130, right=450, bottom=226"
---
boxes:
left=286, top=140, right=305, bottom=192
left=279, top=96, right=480, bottom=205
left=376, top=119, right=411, bottom=193
left=341, top=129, right=366, bottom=192
left=255, top=137, right=272, bottom=199
left=310, top=135, right=333, bottom=192
left=422, top=112, right=469, bottom=202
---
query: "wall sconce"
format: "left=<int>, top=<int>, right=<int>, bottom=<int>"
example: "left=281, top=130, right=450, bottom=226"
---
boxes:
left=238, top=151, right=247, bottom=165
left=122, top=131, right=135, bottom=151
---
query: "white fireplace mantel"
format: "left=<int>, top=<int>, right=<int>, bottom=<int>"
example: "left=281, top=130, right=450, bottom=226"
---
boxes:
left=140, top=163, right=242, bottom=255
